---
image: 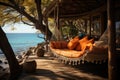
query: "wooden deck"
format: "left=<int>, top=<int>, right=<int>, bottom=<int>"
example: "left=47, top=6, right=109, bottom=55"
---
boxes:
left=18, top=54, right=108, bottom=80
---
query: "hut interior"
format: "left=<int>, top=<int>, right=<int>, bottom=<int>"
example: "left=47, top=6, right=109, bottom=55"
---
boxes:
left=44, top=0, right=120, bottom=40
left=43, top=0, right=120, bottom=79
left=43, top=0, right=120, bottom=62
left=44, top=0, right=120, bottom=79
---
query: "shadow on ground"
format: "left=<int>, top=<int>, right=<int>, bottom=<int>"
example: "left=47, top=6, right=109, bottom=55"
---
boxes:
left=19, top=69, right=94, bottom=80
left=71, top=61, right=108, bottom=78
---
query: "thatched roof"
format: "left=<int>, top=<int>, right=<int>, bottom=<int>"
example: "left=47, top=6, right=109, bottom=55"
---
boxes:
left=43, top=0, right=107, bottom=18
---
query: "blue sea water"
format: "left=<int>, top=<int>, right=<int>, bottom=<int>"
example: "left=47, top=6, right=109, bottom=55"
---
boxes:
left=0, top=33, right=44, bottom=56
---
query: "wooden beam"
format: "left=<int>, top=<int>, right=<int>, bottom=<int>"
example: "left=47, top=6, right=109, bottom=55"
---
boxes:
left=43, top=0, right=57, bottom=17
left=59, top=5, right=106, bottom=18
left=89, top=16, right=92, bottom=36
left=107, top=0, right=117, bottom=80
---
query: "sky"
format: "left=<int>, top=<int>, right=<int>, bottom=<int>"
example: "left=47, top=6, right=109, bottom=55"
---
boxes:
left=2, top=23, right=38, bottom=33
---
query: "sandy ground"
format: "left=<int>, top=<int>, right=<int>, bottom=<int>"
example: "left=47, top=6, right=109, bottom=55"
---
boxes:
left=17, top=54, right=108, bottom=80
left=1, top=49, right=120, bottom=80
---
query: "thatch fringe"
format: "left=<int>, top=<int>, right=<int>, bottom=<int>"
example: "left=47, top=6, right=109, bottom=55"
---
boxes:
left=52, top=51, right=107, bottom=65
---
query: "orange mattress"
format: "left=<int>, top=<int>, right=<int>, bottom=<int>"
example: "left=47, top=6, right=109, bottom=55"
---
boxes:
left=50, top=47, right=86, bottom=58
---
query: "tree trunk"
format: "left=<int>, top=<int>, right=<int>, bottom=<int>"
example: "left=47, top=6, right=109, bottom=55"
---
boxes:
left=0, top=27, right=22, bottom=80
left=34, top=20, right=52, bottom=40
left=34, top=0, right=52, bottom=40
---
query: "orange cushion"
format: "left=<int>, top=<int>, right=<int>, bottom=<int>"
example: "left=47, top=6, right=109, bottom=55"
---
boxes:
left=50, top=41, right=56, bottom=48
left=87, top=38, right=94, bottom=44
left=75, top=37, right=94, bottom=51
left=76, top=36, right=88, bottom=51
left=85, top=38, right=94, bottom=51
left=79, top=36, right=88, bottom=51
left=55, top=41, right=61, bottom=49
left=81, top=38, right=94, bottom=51
left=50, top=41, right=68, bottom=49
left=86, top=43, right=93, bottom=51
left=60, top=41, right=68, bottom=49
left=67, top=36, right=79, bottom=50
left=50, top=41, right=61, bottom=49
left=75, top=43, right=81, bottom=51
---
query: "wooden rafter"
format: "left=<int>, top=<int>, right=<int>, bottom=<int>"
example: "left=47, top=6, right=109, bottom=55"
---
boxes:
left=43, top=0, right=106, bottom=18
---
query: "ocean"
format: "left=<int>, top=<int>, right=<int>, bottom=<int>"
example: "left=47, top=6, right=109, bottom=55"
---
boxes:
left=0, top=33, right=44, bottom=57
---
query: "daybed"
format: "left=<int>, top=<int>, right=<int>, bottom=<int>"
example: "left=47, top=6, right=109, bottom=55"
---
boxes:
left=50, top=36, right=108, bottom=65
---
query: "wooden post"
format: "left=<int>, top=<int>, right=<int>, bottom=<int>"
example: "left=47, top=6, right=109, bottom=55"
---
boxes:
left=101, top=12, right=107, bottom=35
left=89, top=16, right=92, bottom=36
left=44, top=16, right=48, bottom=51
left=107, top=0, right=117, bottom=80
left=84, top=19, right=87, bottom=33
left=56, top=0, right=59, bottom=29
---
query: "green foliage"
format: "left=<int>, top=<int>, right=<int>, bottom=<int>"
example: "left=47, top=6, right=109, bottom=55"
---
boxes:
left=22, top=0, right=36, bottom=17
left=0, top=0, right=52, bottom=27
left=61, top=20, right=79, bottom=39
left=62, top=26, right=70, bottom=36
left=0, top=5, right=19, bottom=26
left=69, top=25, right=79, bottom=37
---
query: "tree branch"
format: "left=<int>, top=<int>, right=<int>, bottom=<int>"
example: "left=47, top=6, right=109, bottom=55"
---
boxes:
left=0, top=1, right=14, bottom=8
left=37, top=34, right=45, bottom=40
left=9, top=0, right=17, bottom=5
left=21, top=15, right=34, bottom=26
left=3, top=15, right=20, bottom=24
left=35, top=0, right=43, bottom=25
left=0, top=1, right=38, bottom=25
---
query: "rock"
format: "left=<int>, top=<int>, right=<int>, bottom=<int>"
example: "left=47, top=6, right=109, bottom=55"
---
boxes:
left=0, top=60, right=2, bottom=64
left=34, top=42, right=46, bottom=57
left=4, top=61, right=8, bottom=64
left=0, top=65, right=3, bottom=70
left=36, top=48, right=45, bottom=57
left=16, top=55, right=22, bottom=59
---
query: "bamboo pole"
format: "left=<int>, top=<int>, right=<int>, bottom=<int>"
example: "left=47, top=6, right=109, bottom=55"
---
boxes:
left=107, top=0, right=117, bottom=80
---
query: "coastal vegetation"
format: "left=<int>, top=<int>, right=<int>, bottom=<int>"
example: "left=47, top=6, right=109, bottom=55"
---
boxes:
left=0, top=0, right=53, bottom=39
left=0, top=0, right=53, bottom=79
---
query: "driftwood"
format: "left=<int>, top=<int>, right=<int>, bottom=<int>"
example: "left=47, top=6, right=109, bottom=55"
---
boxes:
left=16, top=47, right=37, bottom=73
